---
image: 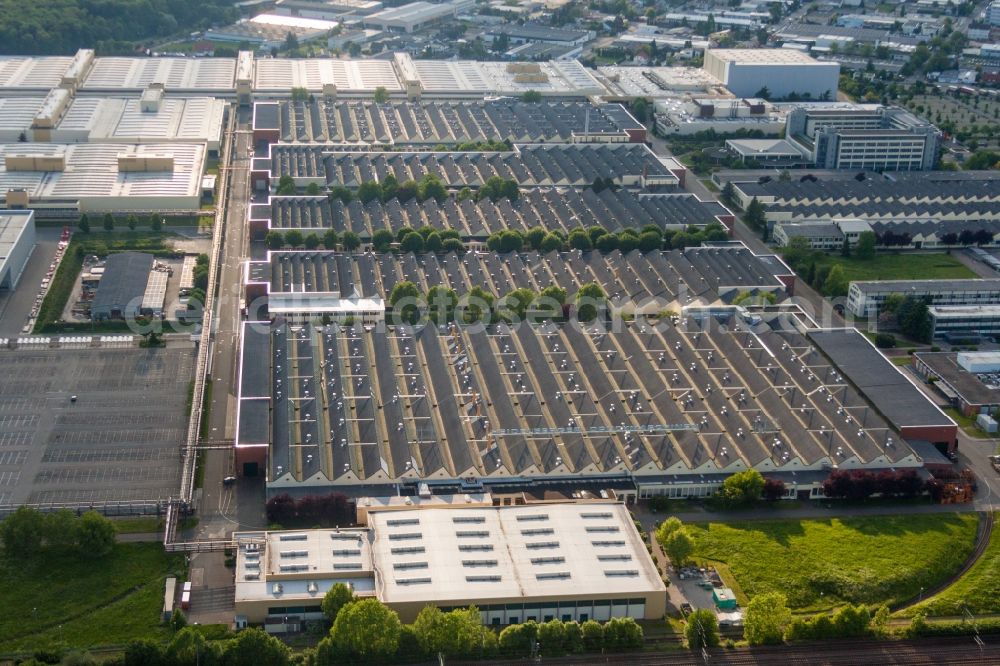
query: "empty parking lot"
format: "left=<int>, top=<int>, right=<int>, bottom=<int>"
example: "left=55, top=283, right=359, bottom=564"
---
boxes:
left=0, top=347, right=193, bottom=507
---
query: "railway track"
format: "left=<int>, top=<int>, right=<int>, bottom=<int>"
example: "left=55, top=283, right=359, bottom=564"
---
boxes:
left=456, top=636, right=994, bottom=666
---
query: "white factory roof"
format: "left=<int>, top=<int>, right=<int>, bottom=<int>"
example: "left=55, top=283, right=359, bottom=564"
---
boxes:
left=0, top=143, right=206, bottom=207
left=0, top=56, right=75, bottom=90
left=707, top=48, right=825, bottom=65
left=0, top=97, right=44, bottom=134
left=250, top=13, right=340, bottom=31
left=254, top=58, right=403, bottom=92
left=370, top=502, right=662, bottom=606
left=80, top=57, right=237, bottom=91
left=412, top=59, right=606, bottom=95
left=367, top=1, right=455, bottom=24
left=0, top=211, right=34, bottom=265
left=598, top=66, right=723, bottom=97
left=234, top=529, right=377, bottom=605
left=52, top=97, right=226, bottom=145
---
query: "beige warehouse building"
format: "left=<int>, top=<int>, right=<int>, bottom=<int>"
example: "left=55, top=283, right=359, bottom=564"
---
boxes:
left=233, top=499, right=666, bottom=630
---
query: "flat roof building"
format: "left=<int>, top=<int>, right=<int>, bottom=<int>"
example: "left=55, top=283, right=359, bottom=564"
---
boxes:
left=485, top=23, right=594, bottom=46
left=233, top=501, right=666, bottom=627
left=205, top=13, right=341, bottom=49
left=0, top=210, right=35, bottom=290
left=80, top=57, right=237, bottom=94
left=809, top=328, right=957, bottom=452
left=703, top=49, right=839, bottom=100
left=0, top=142, right=207, bottom=213
left=927, top=305, right=1000, bottom=342
left=912, top=351, right=1000, bottom=418
left=90, top=252, right=154, bottom=321
left=364, top=0, right=472, bottom=33
left=846, top=279, right=1000, bottom=318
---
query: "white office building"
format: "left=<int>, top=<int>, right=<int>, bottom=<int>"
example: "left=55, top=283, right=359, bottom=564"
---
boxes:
left=785, top=104, right=940, bottom=171
left=846, top=279, right=1000, bottom=317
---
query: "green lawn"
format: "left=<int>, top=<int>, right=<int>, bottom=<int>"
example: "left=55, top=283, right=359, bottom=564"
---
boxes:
left=815, top=254, right=975, bottom=283
left=0, top=543, right=185, bottom=653
left=900, top=514, right=1000, bottom=617
left=943, top=408, right=988, bottom=439
left=687, top=513, right=978, bottom=612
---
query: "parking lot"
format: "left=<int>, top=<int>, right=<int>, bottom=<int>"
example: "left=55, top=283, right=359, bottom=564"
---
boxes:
left=0, top=347, right=193, bottom=507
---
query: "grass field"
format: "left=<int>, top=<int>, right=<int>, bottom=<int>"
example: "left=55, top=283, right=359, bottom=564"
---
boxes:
left=687, top=514, right=978, bottom=612
left=815, top=254, right=976, bottom=283
left=899, top=514, right=1000, bottom=617
left=0, top=543, right=185, bottom=653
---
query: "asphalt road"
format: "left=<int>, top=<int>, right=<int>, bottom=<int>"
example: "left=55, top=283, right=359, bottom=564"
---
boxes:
left=194, top=105, right=265, bottom=542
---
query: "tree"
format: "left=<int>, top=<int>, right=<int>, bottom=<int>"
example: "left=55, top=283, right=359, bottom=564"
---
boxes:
left=595, top=233, right=619, bottom=253
left=127, top=214, right=138, bottom=231
left=290, top=87, right=309, bottom=103
left=0, top=506, right=45, bottom=556
left=822, top=264, right=849, bottom=298
left=462, top=286, right=494, bottom=324
left=283, top=31, right=299, bottom=52
left=604, top=617, right=643, bottom=649
left=638, top=230, right=662, bottom=252
left=743, top=197, right=767, bottom=230
left=661, top=527, right=694, bottom=567
left=399, top=231, right=425, bottom=253
left=499, top=621, right=537, bottom=656
left=655, top=516, right=683, bottom=544
left=78, top=214, right=91, bottom=234
left=305, top=182, right=322, bottom=196
left=568, top=229, right=592, bottom=250
left=223, top=628, right=290, bottom=666
left=76, top=510, right=116, bottom=557
left=330, top=598, right=401, bottom=661
left=761, top=477, right=786, bottom=501
left=685, top=608, right=721, bottom=649
left=427, top=285, right=458, bottom=323
left=525, top=226, right=547, bottom=250
left=498, top=287, right=536, bottom=322
left=855, top=231, right=876, bottom=260
left=284, top=229, right=304, bottom=248
left=276, top=175, right=296, bottom=195
left=264, top=231, right=284, bottom=250
left=124, top=639, right=166, bottom=666
left=539, top=232, right=564, bottom=253
left=522, top=90, right=542, bottom=103
left=718, top=469, right=765, bottom=506
left=754, top=86, right=771, bottom=99
left=322, top=583, right=354, bottom=623
left=562, top=620, right=583, bottom=653
left=322, top=229, right=339, bottom=249
left=720, top=181, right=736, bottom=206
left=304, top=233, right=320, bottom=249
left=418, top=173, right=447, bottom=203
left=840, top=237, right=851, bottom=258
left=357, top=181, right=382, bottom=203
left=44, top=509, right=78, bottom=549
left=373, top=86, right=390, bottom=104
left=372, top=229, right=394, bottom=252
left=497, top=230, right=524, bottom=253
left=744, top=592, right=791, bottom=645
left=169, top=626, right=222, bottom=666
left=413, top=606, right=482, bottom=658
left=389, top=281, right=420, bottom=307
left=328, top=185, right=353, bottom=204
left=341, top=231, right=361, bottom=251
left=537, top=619, right=566, bottom=656
left=575, top=282, right=606, bottom=323
left=150, top=214, right=163, bottom=232
left=580, top=619, right=603, bottom=651
left=425, top=231, right=443, bottom=253
left=103, top=213, right=115, bottom=232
